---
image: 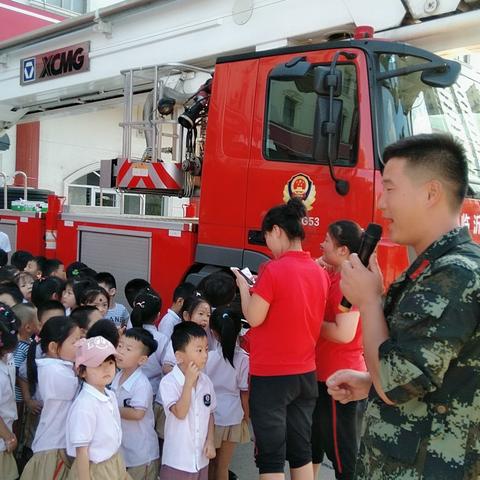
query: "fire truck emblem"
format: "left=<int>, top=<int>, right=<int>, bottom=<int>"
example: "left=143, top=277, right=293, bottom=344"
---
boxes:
left=283, top=174, right=316, bottom=211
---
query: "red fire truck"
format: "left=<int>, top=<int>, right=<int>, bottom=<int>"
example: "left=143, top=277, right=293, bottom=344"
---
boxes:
left=3, top=29, right=480, bottom=307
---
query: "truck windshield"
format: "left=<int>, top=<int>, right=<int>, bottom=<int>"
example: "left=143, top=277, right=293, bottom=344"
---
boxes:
left=377, top=53, right=480, bottom=195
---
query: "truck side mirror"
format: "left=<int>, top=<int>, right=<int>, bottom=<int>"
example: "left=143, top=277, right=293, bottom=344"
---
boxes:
left=313, top=96, right=343, bottom=163
left=421, top=59, right=461, bottom=88
left=314, top=67, right=343, bottom=97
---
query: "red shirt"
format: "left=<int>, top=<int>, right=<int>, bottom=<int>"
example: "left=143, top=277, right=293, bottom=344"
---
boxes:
left=249, top=251, right=330, bottom=376
left=315, top=271, right=366, bottom=381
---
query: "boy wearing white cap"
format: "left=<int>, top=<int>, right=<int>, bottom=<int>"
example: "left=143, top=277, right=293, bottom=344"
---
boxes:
left=66, top=336, right=130, bottom=480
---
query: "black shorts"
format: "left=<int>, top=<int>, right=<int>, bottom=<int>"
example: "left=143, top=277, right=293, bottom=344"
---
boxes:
left=311, top=382, right=366, bottom=479
left=249, top=371, right=318, bottom=474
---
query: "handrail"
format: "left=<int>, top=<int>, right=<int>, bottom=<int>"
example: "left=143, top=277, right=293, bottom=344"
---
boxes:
left=13, top=171, right=28, bottom=201
left=0, top=172, right=7, bottom=209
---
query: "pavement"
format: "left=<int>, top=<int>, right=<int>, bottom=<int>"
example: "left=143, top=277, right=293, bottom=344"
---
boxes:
left=231, top=441, right=336, bottom=479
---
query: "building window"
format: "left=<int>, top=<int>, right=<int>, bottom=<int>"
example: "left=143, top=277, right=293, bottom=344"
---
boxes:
left=33, top=0, right=87, bottom=14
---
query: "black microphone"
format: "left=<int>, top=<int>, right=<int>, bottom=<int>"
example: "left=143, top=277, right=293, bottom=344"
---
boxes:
left=339, top=223, right=383, bottom=312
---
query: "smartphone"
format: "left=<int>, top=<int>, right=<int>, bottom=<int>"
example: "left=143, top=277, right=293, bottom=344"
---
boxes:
left=230, top=267, right=255, bottom=286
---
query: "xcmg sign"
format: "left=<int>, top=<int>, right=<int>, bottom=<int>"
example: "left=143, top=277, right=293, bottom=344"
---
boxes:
left=20, top=42, right=90, bottom=85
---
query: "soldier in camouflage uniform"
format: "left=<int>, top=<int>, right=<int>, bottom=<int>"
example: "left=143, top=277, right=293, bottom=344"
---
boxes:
left=329, top=133, right=480, bottom=479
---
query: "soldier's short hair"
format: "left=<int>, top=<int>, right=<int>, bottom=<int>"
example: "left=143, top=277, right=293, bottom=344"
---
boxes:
left=383, top=133, right=468, bottom=209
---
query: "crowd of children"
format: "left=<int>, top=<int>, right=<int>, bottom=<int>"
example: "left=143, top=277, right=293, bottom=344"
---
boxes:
left=0, top=251, right=252, bottom=480
left=0, top=226, right=367, bottom=480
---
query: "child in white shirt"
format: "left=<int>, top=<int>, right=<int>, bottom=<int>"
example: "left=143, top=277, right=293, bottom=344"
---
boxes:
left=156, top=296, right=211, bottom=439
left=21, top=317, right=82, bottom=480
left=131, top=292, right=169, bottom=394
left=111, top=328, right=159, bottom=480
left=66, top=336, right=129, bottom=480
left=157, top=282, right=196, bottom=339
left=204, top=307, right=250, bottom=480
left=0, top=304, right=20, bottom=480
left=96, top=272, right=131, bottom=328
left=159, top=321, right=216, bottom=480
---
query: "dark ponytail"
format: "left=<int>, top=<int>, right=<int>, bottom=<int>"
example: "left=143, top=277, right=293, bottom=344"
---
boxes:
left=262, top=198, right=307, bottom=240
left=0, top=303, right=19, bottom=357
left=328, top=220, right=363, bottom=254
left=131, top=292, right=161, bottom=328
left=210, top=307, right=241, bottom=367
left=27, top=316, right=76, bottom=396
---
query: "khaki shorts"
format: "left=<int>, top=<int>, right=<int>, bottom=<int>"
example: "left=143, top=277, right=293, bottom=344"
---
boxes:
left=0, top=451, right=18, bottom=480
left=127, top=459, right=159, bottom=480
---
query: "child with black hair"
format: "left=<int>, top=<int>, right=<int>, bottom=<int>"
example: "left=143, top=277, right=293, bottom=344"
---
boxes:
left=95, top=272, right=131, bottom=328
left=0, top=266, right=19, bottom=284
left=12, top=304, right=39, bottom=422
left=70, top=306, right=103, bottom=335
left=86, top=319, right=120, bottom=348
left=80, top=287, right=110, bottom=318
left=159, top=322, right=216, bottom=480
left=16, top=301, right=66, bottom=465
left=0, top=284, right=24, bottom=306
left=111, top=328, right=159, bottom=480
left=37, top=301, right=65, bottom=327
left=11, top=251, right=33, bottom=272
left=124, top=278, right=151, bottom=309
left=197, top=272, right=236, bottom=309
left=20, top=317, right=81, bottom=480
left=14, top=272, right=35, bottom=303
left=61, top=279, right=77, bottom=315
left=0, top=303, right=20, bottom=480
left=158, top=282, right=196, bottom=339
left=131, top=292, right=169, bottom=394
left=66, top=336, right=130, bottom=479
left=71, top=278, right=98, bottom=308
left=65, top=262, right=87, bottom=280
left=162, top=296, right=213, bottom=373
left=24, top=257, right=44, bottom=280
left=31, top=277, right=64, bottom=309
left=43, top=259, right=66, bottom=280
left=204, top=308, right=249, bottom=480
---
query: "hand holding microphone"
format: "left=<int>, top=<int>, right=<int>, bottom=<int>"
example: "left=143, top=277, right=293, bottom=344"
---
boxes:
left=339, top=223, right=383, bottom=312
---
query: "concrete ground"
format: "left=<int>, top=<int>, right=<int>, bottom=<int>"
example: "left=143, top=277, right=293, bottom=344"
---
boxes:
left=231, top=441, right=336, bottom=479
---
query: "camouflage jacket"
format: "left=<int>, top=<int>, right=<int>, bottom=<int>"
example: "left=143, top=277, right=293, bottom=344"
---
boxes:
left=356, top=227, right=480, bottom=480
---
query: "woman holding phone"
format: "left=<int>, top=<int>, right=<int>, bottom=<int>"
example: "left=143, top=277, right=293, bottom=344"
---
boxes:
left=233, top=198, right=329, bottom=480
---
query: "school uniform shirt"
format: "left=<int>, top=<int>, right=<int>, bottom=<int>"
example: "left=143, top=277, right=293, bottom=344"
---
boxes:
left=315, top=271, right=366, bottom=381
left=204, top=345, right=249, bottom=426
left=160, top=365, right=216, bottom=473
left=13, top=339, right=30, bottom=401
left=141, top=324, right=169, bottom=395
left=66, top=383, right=122, bottom=463
left=157, top=309, right=182, bottom=339
left=0, top=355, right=17, bottom=452
left=105, top=303, right=132, bottom=328
left=110, top=368, right=159, bottom=467
left=32, top=358, right=78, bottom=453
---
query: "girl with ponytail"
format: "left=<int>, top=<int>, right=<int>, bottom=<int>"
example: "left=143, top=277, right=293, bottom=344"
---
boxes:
left=0, top=303, right=20, bottom=480
left=205, top=307, right=249, bottom=480
left=232, top=198, right=330, bottom=480
left=130, top=292, right=169, bottom=394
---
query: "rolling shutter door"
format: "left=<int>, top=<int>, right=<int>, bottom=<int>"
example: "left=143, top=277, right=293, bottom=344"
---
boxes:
left=78, top=227, right=151, bottom=308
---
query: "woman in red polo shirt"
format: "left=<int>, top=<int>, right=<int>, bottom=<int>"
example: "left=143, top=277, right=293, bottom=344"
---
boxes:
left=312, top=220, right=367, bottom=480
left=233, top=198, right=329, bottom=480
